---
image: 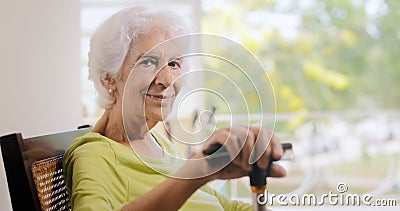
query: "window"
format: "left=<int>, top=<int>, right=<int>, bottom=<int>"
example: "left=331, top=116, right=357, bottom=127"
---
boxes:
left=80, top=0, right=400, bottom=203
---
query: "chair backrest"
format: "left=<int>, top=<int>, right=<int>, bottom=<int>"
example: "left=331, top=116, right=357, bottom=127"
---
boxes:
left=0, top=127, right=91, bottom=211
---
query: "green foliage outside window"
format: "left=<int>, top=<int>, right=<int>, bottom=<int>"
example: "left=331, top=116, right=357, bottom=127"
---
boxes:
left=201, top=0, right=399, bottom=126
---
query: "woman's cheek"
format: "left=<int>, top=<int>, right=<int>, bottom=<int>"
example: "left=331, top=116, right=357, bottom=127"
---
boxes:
left=174, top=77, right=182, bottom=93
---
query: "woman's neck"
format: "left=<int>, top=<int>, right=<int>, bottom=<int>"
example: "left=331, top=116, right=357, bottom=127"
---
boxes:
left=92, top=109, right=133, bottom=147
left=92, top=109, right=163, bottom=157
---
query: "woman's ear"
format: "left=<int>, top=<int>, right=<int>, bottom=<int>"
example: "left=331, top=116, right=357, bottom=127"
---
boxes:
left=100, top=72, right=116, bottom=90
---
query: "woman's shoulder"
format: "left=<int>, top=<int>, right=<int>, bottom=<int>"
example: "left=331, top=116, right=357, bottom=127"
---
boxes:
left=65, top=132, right=116, bottom=158
left=73, top=132, right=110, bottom=146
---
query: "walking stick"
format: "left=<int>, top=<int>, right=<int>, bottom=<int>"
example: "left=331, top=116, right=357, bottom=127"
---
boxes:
left=203, top=143, right=293, bottom=211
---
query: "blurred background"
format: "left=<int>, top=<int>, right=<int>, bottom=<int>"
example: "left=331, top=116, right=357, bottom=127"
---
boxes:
left=1, top=0, right=399, bottom=210
left=80, top=0, right=400, bottom=208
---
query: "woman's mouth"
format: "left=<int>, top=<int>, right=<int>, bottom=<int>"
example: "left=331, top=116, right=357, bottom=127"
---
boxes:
left=145, top=93, right=174, bottom=101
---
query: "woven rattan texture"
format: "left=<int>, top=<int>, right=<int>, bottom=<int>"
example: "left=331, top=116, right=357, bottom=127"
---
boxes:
left=32, top=154, right=71, bottom=211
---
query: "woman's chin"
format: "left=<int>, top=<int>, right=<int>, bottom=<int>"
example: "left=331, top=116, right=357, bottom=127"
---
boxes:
left=145, top=110, right=170, bottom=124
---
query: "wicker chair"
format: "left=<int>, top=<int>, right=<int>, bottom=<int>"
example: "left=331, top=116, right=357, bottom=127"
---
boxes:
left=0, top=126, right=90, bottom=211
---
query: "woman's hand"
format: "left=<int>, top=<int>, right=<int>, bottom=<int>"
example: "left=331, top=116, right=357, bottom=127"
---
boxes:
left=201, top=126, right=287, bottom=181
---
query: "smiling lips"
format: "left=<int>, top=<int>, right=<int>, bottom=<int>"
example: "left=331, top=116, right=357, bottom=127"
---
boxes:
left=145, top=93, right=174, bottom=101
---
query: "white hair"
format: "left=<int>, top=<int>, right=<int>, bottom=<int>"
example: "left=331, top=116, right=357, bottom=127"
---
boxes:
left=88, top=6, right=191, bottom=108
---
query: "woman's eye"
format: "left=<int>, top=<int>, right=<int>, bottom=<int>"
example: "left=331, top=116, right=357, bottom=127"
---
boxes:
left=139, top=58, right=157, bottom=67
left=168, top=61, right=181, bottom=70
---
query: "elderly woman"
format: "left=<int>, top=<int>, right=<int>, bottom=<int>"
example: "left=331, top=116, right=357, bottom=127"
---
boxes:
left=63, top=6, right=286, bottom=211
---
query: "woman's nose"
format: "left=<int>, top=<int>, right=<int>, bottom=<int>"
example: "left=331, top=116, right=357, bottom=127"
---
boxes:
left=154, top=65, right=174, bottom=87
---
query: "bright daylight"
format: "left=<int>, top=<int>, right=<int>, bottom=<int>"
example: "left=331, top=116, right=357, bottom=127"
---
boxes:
left=1, top=0, right=399, bottom=210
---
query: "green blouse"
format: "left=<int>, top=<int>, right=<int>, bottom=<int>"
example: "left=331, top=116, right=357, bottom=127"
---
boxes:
left=63, top=132, right=251, bottom=210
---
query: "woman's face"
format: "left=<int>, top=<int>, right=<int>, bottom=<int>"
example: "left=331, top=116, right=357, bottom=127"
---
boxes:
left=118, top=30, right=183, bottom=127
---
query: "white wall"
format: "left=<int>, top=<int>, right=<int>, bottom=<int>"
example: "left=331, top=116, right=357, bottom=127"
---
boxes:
left=0, top=0, right=81, bottom=209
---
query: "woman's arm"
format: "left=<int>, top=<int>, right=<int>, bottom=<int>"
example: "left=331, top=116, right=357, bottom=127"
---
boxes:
left=67, top=138, right=214, bottom=211
left=122, top=126, right=286, bottom=211
left=121, top=175, right=210, bottom=211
